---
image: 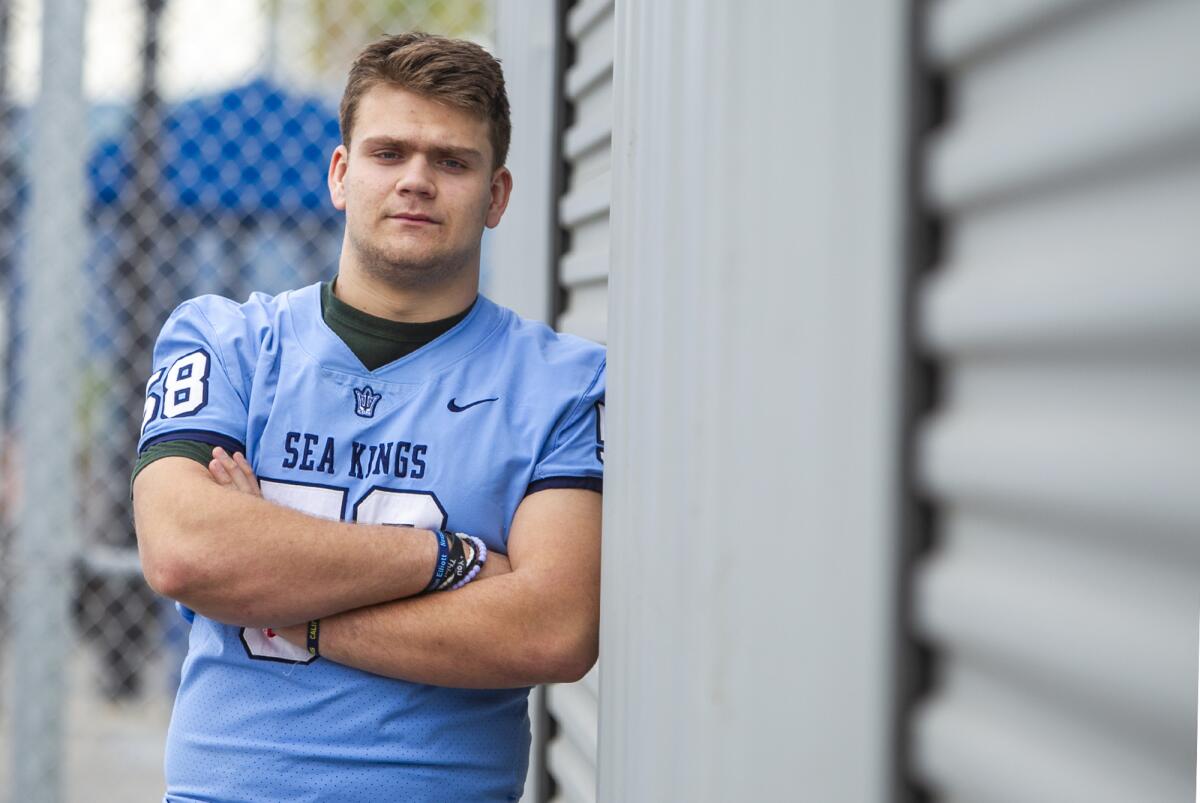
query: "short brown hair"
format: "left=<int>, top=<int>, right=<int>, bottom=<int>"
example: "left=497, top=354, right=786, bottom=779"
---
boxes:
left=339, top=32, right=511, bottom=169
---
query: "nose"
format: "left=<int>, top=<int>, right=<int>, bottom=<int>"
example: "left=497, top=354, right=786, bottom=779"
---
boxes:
left=395, top=155, right=436, bottom=198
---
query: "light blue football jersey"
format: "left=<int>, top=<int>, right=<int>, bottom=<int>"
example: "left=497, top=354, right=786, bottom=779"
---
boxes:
left=137, top=282, right=605, bottom=803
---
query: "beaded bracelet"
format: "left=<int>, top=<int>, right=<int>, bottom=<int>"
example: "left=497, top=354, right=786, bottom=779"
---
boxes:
left=451, top=536, right=487, bottom=590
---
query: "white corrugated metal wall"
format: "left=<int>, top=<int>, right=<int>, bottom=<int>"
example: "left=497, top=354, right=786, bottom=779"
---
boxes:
left=908, top=1, right=1200, bottom=801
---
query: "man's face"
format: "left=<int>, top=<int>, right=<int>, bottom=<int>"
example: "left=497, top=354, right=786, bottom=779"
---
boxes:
left=328, top=84, right=511, bottom=286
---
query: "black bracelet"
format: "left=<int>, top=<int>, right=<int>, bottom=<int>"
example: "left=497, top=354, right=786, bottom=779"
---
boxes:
left=426, top=528, right=451, bottom=592
left=306, top=619, right=320, bottom=658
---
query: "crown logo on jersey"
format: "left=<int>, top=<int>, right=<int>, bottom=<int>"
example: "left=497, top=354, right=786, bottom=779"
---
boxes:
left=353, top=385, right=382, bottom=418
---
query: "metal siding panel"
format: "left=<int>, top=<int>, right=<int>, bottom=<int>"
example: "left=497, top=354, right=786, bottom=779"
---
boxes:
left=567, top=0, right=614, bottom=40
left=546, top=681, right=600, bottom=760
left=565, top=50, right=614, bottom=103
left=556, top=282, right=608, bottom=344
left=918, top=405, right=1199, bottom=536
left=912, top=662, right=1192, bottom=803
left=567, top=2, right=614, bottom=73
left=543, top=2, right=612, bottom=800
left=564, top=208, right=611, bottom=256
left=912, top=1, right=1200, bottom=799
left=922, top=164, right=1200, bottom=357
left=564, top=113, right=612, bottom=162
left=922, top=259, right=1200, bottom=355
left=556, top=0, right=612, bottom=351
left=914, top=512, right=1195, bottom=753
left=945, top=157, right=1200, bottom=272
left=943, top=362, right=1200, bottom=423
left=559, top=173, right=610, bottom=233
left=580, top=663, right=599, bottom=699
left=929, top=0, right=1110, bottom=67
left=565, top=120, right=612, bottom=185
left=546, top=735, right=598, bottom=803
left=929, top=0, right=1200, bottom=211
left=545, top=661, right=601, bottom=801
left=561, top=247, right=609, bottom=286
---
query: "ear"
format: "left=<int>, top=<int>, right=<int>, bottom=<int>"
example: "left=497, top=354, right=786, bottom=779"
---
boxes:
left=485, top=166, right=513, bottom=229
left=328, top=144, right=349, bottom=211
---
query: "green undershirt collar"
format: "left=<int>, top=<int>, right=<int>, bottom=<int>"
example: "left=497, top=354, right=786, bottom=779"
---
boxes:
left=320, top=279, right=474, bottom=371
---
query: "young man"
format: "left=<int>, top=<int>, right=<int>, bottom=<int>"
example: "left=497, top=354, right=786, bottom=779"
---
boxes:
left=132, top=33, right=604, bottom=802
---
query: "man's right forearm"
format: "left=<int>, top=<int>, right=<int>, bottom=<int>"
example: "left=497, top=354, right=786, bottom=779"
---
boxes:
left=133, top=456, right=438, bottom=627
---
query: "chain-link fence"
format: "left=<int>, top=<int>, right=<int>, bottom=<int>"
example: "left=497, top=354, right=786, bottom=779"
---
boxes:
left=0, top=2, right=492, bottom=800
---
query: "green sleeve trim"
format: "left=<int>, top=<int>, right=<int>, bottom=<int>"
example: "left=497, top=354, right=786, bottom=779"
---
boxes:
left=131, top=439, right=216, bottom=488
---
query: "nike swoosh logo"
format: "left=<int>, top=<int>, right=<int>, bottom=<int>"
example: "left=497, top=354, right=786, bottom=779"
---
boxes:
left=447, top=397, right=499, bottom=413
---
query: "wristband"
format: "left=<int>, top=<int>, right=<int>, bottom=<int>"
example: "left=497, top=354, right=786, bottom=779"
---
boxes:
left=426, top=528, right=451, bottom=592
left=306, top=619, right=320, bottom=658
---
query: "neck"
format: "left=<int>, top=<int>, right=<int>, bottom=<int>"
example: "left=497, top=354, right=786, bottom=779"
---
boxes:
left=334, top=254, right=480, bottom=323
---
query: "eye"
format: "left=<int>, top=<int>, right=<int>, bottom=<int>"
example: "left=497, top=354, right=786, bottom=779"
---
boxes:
left=374, top=150, right=402, bottom=161
left=440, top=159, right=468, bottom=171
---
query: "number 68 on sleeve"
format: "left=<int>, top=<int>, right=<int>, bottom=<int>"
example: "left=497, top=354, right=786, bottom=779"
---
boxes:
left=142, top=348, right=212, bottom=434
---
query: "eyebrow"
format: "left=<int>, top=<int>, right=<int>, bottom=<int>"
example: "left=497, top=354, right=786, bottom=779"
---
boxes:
left=358, top=136, right=484, bottom=162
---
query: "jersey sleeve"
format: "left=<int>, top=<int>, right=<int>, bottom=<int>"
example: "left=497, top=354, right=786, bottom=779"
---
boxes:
left=527, top=358, right=605, bottom=495
left=137, top=299, right=251, bottom=457
left=130, top=439, right=220, bottom=489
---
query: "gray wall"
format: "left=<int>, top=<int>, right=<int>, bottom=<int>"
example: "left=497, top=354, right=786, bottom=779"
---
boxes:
left=491, top=0, right=558, bottom=324
left=599, top=1, right=908, bottom=800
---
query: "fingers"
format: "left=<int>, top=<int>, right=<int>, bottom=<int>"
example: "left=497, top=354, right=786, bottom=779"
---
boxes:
left=208, top=455, right=234, bottom=485
left=210, top=447, right=262, bottom=497
left=231, top=451, right=261, bottom=496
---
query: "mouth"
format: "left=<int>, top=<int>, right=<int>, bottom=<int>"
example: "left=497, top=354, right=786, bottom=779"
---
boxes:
left=387, top=212, right=440, bottom=225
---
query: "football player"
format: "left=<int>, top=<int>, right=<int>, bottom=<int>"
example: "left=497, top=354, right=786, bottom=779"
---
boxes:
left=133, top=32, right=603, bottom=802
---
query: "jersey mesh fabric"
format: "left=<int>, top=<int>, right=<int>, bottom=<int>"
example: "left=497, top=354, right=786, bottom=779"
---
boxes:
left=139, top=282, right=604, bottom=802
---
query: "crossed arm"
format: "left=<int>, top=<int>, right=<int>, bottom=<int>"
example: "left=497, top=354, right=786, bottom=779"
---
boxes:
left=133, top=449, right=600, bottom=687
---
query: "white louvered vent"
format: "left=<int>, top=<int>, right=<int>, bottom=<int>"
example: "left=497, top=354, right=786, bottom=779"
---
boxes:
left=545, top=0, right=613, bottom=800
left=556, top=0, right=613, bottom=345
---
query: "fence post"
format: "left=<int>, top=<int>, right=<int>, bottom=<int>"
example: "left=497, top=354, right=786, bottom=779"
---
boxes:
left=8, top=0, right=87, bottom=799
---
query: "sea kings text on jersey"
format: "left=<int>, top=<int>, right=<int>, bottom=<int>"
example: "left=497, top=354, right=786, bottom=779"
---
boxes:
left=280, top=431, right=429, bottom=480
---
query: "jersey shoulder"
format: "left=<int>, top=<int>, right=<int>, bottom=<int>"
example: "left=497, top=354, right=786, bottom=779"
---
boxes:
left=491, top=305, right=606, bottom=387
left=166, top=287, right=289, bottom=349
left=485, top=307, right=605, bottom=480
left=159, top=283, right=315, bottom=377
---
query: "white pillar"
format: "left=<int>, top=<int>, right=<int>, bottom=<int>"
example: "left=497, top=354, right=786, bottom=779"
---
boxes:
left=489, top=0, right=560, bottom=323
left=600, top=2, right=908, bottom=800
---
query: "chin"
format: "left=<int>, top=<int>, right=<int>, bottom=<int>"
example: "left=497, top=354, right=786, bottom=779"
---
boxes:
left=384, top=247, right=450, bottom=269
left=350, top=230, right=474, bottom=284
left=363, top=251, right=466, bottom=287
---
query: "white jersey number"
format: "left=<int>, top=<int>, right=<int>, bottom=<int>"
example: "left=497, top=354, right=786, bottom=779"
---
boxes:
left=140, top=369, right=164, bottom=435
left=239, top=480, right=447, bottom=663
left=141, top=349, right=211, bottom=432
